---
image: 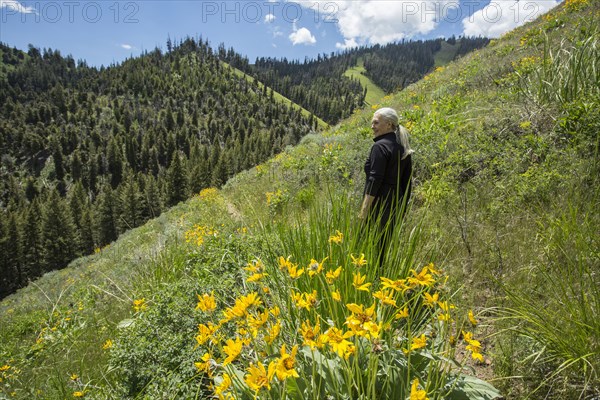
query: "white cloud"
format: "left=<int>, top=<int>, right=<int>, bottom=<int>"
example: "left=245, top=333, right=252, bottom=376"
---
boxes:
left=264, top=13, right=276, bottom=23
left=298, top=0, right=441, bottom=47
left=336, top=37, right=359, bottom=50
left=289, top=27, right=316, bottom=45
left=120, top=44, right=133, bottom=50
left=0, top=0, right=36, bottom=14
left=462, top=1, right=561, bottom=38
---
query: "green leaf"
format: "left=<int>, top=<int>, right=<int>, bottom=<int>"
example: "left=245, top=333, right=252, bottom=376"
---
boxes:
left=117, top=318, right=134, bottom=329
left=446, top=374, right=502, bottom=400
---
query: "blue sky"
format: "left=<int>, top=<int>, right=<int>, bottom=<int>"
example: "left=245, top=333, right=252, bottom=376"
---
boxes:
left=1, top=0, right=562, bottom=67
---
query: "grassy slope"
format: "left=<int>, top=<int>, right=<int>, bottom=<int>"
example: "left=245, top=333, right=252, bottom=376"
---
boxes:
left=2, top=1, right=599, bottom=398
left=343, top=58, right=387, bottom=106
left=224, top=61, right=329, bottom=129
left=433, top=41, right=459, bottom=68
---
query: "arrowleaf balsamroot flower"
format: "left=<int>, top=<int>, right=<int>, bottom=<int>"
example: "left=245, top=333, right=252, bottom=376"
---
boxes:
left=222, top=338, right=244, bottom=366
left=331, top=290, right=341, bottom=302
left=307, top=257, right=328, bottom=277
left=380, top=276, right=410, bottom=292
left=133, top=298, right=147, bottom=312
left=395, top=306, right=409, bottom=319
left=373, top=289, right=396, bottom=306
left=350, top=253, right=368, bottom=268
left=410, top=378, right=429, bottom=400
left=213, top=373, right=232, bottom=397
left=275, top=344, right=299, bottom=381
left=423, top=292, right=439, bottom=307
left=222, top=292, right=262, bottom=322
left=292, top=290, right=318, bottom=310
left=328, top=230, right=344, bottom=244
left=325, top=266, right=342, bottom=284
left=287, top=264, right=304, bottom=279
left=195, top=353, right=214, bottom=376
left=408, top=267, right=435, bottom=287
left=352, top=272, right=372, bottom=292
left=405, top=334, right=428, bottom=352
left=245, top=361, right=276, bottom=392
left=278, top=256, right=293, bottom=270
left=299, top=319, right=321, bottom=349
left=468, top=309, right=478, bottom=326
left=196, top=292, right=217, bottom=312
left=324, top=327, right=355, bottom=359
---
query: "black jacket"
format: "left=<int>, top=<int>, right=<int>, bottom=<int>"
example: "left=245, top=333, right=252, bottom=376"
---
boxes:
left=364, top=132, right=412, bottom=223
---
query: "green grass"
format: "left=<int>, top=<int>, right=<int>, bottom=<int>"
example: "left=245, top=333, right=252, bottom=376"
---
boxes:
left=343, top=58, right=387, bottom=106
left=433, top=41, right=459, bottom=68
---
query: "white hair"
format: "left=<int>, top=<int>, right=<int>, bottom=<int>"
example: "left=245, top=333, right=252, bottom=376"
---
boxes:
left=374, top=107, right=415, bottom=160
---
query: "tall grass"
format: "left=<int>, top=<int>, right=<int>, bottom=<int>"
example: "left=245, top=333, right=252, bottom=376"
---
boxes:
left=497, top=185, right=600, bottom=398
left=519, top=28, right=599, bottom=106
left=188, top=190, right=501, bottom=399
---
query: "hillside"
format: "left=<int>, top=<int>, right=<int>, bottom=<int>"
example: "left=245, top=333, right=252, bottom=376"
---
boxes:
left=1, top=0, right=599, bottom=399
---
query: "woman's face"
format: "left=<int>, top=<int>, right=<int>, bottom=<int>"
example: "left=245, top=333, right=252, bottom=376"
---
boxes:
left=371, top=114, right=393, bottom=137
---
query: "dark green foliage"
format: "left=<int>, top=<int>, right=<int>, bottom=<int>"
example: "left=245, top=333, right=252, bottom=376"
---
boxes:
left=40, top=189, right=77, bottom=272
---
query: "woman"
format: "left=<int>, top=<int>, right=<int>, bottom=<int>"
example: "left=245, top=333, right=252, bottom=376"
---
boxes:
left=359, top=107, right=414, bottom=264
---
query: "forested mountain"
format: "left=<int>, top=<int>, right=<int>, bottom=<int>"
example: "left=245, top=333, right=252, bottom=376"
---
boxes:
left=0, top=37, right=318, bottom=298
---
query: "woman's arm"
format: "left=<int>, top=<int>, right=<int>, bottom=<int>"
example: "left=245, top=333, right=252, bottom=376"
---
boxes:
left=359, top=194, right=376, bottom=220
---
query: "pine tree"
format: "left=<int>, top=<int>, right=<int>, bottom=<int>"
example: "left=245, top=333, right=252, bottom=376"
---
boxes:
left=143, top=175, right=162, bottom=220
left=21, top=198, right=44, bottom=279
left=107, top=137, right=124, bottom=188
left=118, top=174, right=141, bottom=231
left=41, top=189, right=76, bottom=273
left=95, top=183, right=118, bottom=246
left=166, top=150, right=188, bottom=206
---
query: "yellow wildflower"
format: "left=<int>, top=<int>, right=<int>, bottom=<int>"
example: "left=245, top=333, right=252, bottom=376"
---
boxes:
left=195, top=322, right=220, bottom=346
left=195, top=353, right=214, bottom=376
left=213, top=373, right=232, bottom=397
left=245, top=361, right=276, bottom=392
left=307, top=257, right=328, bottom=277
left=247, top=272, right=268, bottom=283
left=352, top=272, right=371, bottom=292
left=423, top=292, right=439, bottom=307
left=299, top=319, right=321, bottom=349
left=222, top=292, right=262, bottom=322
left=324, top=327, right=355, bottom=359
left=270, top=306, right=280, bottom=317
left=410, top=378, right=429, bottom=400
left=380, top=276, right=410, bottom=292
left=102, top=339, right=113, bottom=350
left=373, top=289, right=396, bottom=306
left=325, top=266, right=342, bottom=284
left=275, top=344, right=300, bottom=381
left=328, top=230, right=344, bottom=244
left=278, top=256, right=293, bottom=270
left=350, top=253, right=368, bottom=268
left=73, top=391, right=85, bottom=398
left=471, top=351, right=484, bottom=362
left=133, top=298, right=147, bottom=312
left=407, top=267, right=435, bottom=287
left=70, top=373, right=79, bottom=381
left=0, top=365, right=10, bottom=372
left=408, top=334, right=427, bottom=352
left=244, top=259, right=264, bottom=273
left=395, top=307, right=409, bottom=319
left=222, top=338, right=244, bottom=366
left=292, top=290, right=318, bottom=310
left=287, top=264, right=305, bottom=279
left=247, top=310, right=270, bottom=337
left=331, top=290, right=341, bottom=302
left=196, top=292, right=217, bottom=312
left=468, top=310, right=478, bottom=326
left=265, top=320, right=281, bottom=344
